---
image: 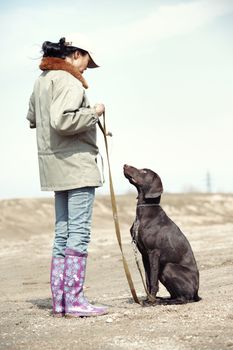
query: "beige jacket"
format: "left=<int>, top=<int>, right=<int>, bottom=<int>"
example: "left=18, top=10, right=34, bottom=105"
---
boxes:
left=27, top=57, right=102, bottom=191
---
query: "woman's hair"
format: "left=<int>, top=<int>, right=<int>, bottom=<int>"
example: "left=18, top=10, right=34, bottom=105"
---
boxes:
left=41, top=37, right=88, bottom=58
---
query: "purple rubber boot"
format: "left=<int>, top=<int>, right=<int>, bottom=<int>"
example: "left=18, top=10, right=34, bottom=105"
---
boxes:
left=64, top=248, right=108, bottom=317
left=50, top=257, right=65, bottom=317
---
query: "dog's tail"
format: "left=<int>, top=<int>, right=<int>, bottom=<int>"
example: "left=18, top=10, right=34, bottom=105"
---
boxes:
left=194, top=293, right=202, bottom=302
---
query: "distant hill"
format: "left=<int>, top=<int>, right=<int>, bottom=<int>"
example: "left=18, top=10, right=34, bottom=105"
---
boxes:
left=0, top=193, right=233, bottom=241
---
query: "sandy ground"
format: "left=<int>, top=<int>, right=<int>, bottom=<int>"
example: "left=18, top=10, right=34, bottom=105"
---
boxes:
left=0, top=193, right=233, bottom=350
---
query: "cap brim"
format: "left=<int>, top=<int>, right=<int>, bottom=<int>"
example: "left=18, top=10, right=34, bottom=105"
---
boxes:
left=87, top=53, right=99, bottom=68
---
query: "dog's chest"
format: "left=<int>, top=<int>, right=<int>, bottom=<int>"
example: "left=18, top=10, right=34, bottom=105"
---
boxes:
left=131, top=216, right=151, bottom=243
left=131, top=218, right=140, bottom=243
left=131, top=214, right=161, bottom=251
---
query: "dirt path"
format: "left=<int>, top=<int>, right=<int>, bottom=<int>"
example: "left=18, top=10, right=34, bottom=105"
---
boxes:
left=0, top=194, right=233, bottom=350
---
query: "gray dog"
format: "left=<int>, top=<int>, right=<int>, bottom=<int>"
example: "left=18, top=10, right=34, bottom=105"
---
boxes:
left=123, top=164, right=201, bottom=304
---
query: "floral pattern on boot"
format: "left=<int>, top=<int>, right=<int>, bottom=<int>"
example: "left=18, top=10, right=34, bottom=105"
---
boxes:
left=50, top=257, right=65, bottom=316
left=64, top=250, right=108, bottom=317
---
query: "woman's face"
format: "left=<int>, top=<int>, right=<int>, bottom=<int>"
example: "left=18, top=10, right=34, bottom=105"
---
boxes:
left=72, top=51, right=90, bottom=74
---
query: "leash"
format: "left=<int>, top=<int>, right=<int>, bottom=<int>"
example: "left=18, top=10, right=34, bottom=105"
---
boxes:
left=98, top=112, right=143, bottom=305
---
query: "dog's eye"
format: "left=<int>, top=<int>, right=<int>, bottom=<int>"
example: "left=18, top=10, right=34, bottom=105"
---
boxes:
left=142, top=170, right=147, bottom=174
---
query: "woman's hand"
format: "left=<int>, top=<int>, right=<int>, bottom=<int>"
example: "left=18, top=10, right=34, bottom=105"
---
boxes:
left=94, top=103, right=105, bottom=116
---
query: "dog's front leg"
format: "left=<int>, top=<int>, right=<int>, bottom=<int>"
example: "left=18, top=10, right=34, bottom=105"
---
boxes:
left=142, top=254, right=150, bottom=292
left=147, top=249, right=160, bottom=297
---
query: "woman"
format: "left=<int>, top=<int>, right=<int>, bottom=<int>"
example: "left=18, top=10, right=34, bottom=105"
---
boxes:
left=27, top=33, right=108, bottom=318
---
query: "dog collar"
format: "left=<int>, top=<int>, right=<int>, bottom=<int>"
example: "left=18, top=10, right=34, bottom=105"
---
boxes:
left=137, top=203, right=160, bottom=208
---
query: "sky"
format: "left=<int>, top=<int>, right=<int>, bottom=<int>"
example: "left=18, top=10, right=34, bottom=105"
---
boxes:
left=0, top=0, right=233, bottom=199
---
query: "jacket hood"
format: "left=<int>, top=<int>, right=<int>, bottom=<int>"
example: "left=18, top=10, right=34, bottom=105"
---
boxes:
left=39, top=57, right=88, bottom=89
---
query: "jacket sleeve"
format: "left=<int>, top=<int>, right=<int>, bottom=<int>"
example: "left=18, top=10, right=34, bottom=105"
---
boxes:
left=50, top=82, right=99, bottom=136
left=26, top=92, right=36, bottom=128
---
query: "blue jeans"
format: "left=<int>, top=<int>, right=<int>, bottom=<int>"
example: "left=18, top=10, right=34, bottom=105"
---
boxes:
left=52, top=187, right=95, bottom=257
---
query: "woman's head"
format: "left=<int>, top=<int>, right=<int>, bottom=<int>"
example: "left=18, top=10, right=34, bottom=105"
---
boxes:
left=41, top=34, right=99, bottom=73
left=42, top=37, right=87, bottom=58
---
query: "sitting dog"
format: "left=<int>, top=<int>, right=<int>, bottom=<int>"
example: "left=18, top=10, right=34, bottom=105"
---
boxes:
left=123, top=164, right=200, bottom=304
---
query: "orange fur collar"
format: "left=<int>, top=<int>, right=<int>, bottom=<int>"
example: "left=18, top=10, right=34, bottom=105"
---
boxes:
left=39, top=57, right=88, bottom=89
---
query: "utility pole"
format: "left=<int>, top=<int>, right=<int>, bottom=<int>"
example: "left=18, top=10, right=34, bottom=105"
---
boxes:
left=206, top=171, right=212, bottom=193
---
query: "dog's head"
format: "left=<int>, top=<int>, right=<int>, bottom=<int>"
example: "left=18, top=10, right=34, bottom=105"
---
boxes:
left=123, top=164, right=163, bottom=200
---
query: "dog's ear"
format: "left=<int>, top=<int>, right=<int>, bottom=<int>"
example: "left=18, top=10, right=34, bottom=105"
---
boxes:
left=144, top=175, right=163, bottom=199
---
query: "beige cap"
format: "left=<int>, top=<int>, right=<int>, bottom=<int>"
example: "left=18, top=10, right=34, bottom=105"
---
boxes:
left=64, top=33, right=99, bottom=68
